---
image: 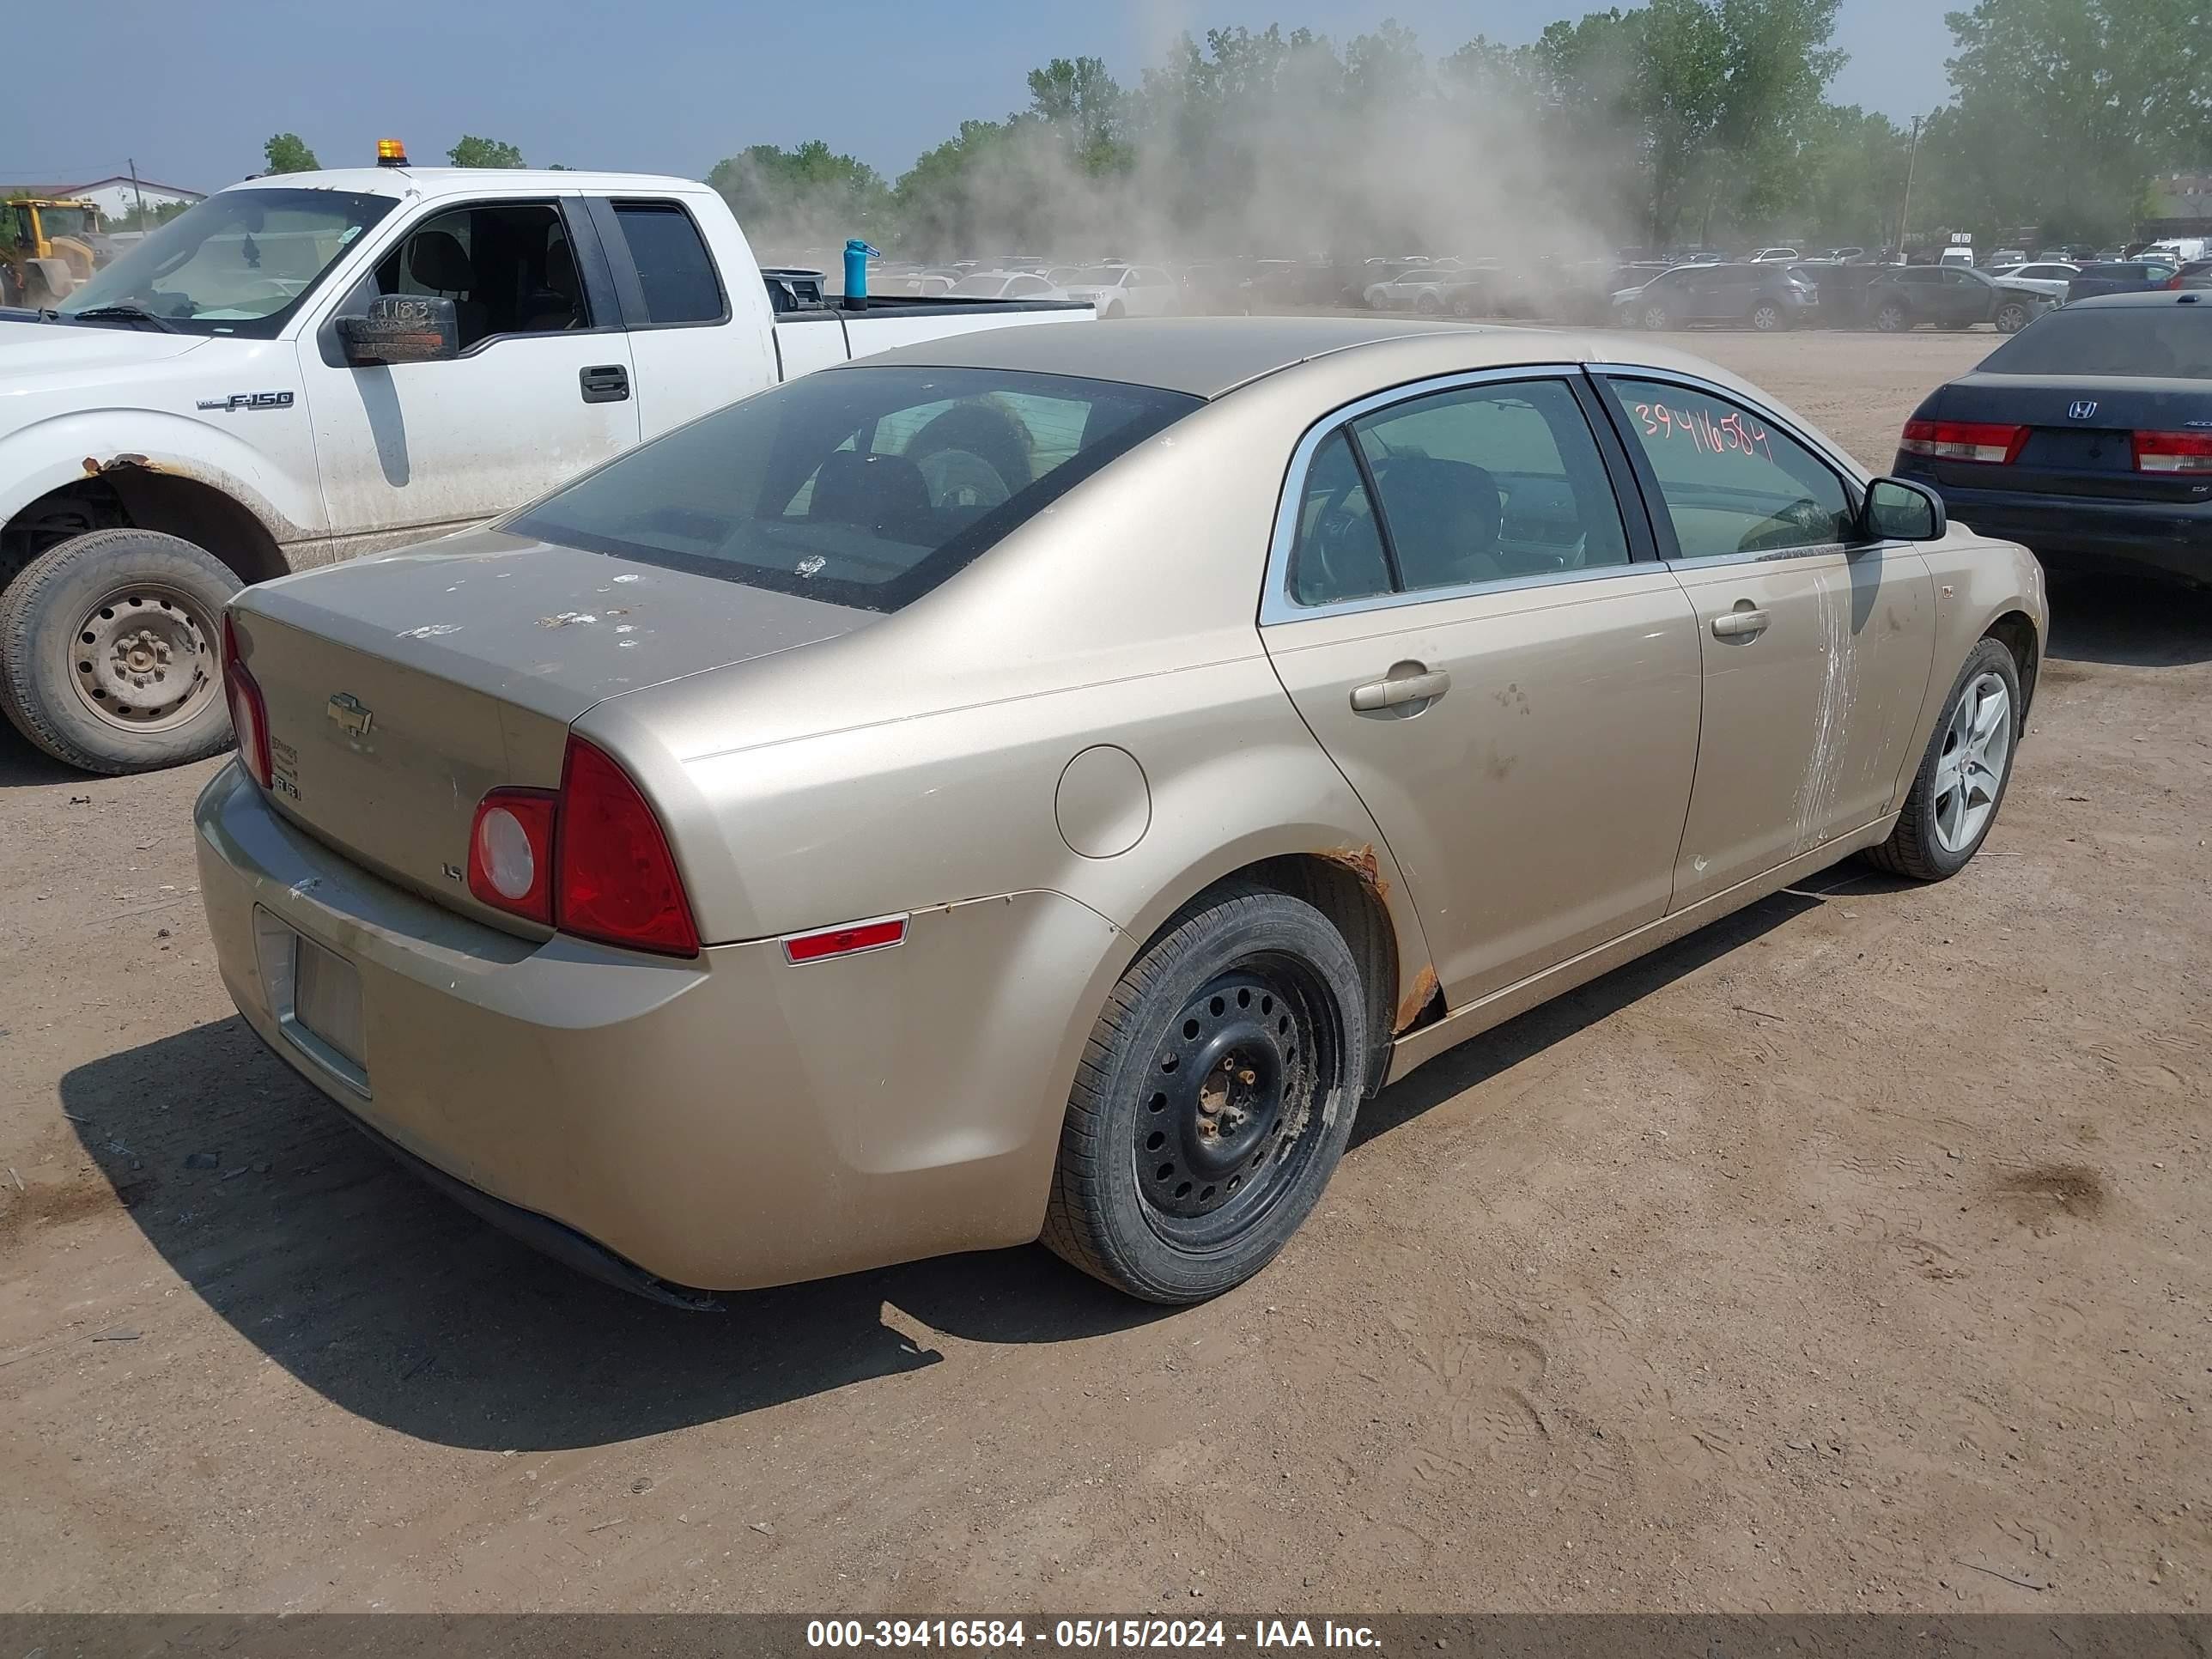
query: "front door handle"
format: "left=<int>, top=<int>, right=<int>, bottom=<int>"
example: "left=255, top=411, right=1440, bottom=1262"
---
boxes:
left=1351, top=666, right=1450, bottom=712
left=1711, top=607, right=1771, bottom=639
left=580, top=363, right=629, bottom=404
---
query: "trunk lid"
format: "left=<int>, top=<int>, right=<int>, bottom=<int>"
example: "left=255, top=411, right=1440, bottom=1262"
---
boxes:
left=232, top=526, right=872, bottom=925
left=1921, top=373, right=2212, bottom=502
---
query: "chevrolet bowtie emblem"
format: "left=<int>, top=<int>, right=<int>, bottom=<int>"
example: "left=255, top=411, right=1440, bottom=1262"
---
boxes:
left=326, top=692, right=373, bottom=738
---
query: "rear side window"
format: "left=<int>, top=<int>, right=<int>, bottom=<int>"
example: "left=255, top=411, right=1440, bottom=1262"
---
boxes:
left=1353, top=380, right=1629, bottom=588
left=1289, top=431, right=1392, bottom=605
left=505, top=367, right=1198, bottom=612
left=612, top=201, right=724, bottom=325
left=1978, top=306, right=2212, bottom=377
left=1602, top=377, right=1853, bottom=560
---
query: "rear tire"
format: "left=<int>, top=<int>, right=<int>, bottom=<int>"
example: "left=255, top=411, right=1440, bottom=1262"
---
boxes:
left=1042, top=883, right=1370, bottom=1304
left=1864, top=638, right=2022, bottom=882
left=0, top=529, right=240, bottom=775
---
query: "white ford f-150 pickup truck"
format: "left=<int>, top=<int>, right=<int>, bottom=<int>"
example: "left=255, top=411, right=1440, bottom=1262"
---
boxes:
left=0, top=156, right=1094, bottom=773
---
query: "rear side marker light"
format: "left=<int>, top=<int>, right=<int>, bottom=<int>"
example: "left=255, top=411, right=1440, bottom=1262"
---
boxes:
left=2132, top=430, right=2212, bottom=473
left=782, top=915, right=908, bottom=964
left=1899, top=419, right=2028, bottom=465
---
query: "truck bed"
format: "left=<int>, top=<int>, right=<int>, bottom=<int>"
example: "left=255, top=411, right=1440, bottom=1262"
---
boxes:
left=771, top=297, right=1096, bottom=380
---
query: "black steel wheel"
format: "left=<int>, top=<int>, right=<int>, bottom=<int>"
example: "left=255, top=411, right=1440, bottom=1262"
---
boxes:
left=1042, top=882, right=1370, bottom=1303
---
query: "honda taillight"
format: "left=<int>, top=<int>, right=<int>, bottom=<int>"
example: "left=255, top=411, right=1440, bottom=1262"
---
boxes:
left=222, top=613, right=272, bottom=789
left=1899, top=419, right=2029, bottom=465
left=2133, top=429, right=2212, bottom=473
left=466, top=788, right=556, bottom=924
left=554, top=737, right=700, bottom=957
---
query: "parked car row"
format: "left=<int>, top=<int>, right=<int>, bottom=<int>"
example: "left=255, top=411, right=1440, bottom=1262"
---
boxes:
left=1602, top=259, right=2059, bottom=334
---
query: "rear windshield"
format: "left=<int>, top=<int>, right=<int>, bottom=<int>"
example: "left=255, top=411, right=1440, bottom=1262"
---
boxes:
left=1978, top=306, right=2212, bottom=378
left=505, top=367, right=1200, bottom=612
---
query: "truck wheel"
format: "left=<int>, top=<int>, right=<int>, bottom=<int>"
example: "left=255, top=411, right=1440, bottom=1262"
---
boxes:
left=1042, top=882, right=1370, bottom=1304
left=0, top=529, right=241, bottom=775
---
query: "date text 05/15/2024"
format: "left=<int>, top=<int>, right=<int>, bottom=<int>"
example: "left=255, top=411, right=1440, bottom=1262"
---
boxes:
left=806, top=1620, right=1382, bottom=1650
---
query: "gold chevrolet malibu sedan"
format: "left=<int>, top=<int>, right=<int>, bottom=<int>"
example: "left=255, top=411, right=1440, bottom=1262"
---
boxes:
left=196, top=319, right=2046, bottom=1307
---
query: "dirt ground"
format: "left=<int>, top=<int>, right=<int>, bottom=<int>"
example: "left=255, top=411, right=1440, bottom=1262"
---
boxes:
left=3, top=329, right=2208, bottom=1615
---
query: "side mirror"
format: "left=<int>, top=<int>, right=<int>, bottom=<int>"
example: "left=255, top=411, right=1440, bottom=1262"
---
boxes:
left=1863, top=476, right=1946, bottom=542
left=337, top=295, right=458, bottom=366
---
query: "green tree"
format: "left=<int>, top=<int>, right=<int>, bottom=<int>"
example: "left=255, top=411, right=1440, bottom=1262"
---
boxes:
left=1026, top=56, right=1131, bottom=171
left=263, top=132, right=319, bottom=174
left=1924, top=0, right=2211, bottom=246
left=103, top=198, right=195, bottom=233
left=447, top=135, right=527, bottom=168
left=709, top=141, right=891, bottom=252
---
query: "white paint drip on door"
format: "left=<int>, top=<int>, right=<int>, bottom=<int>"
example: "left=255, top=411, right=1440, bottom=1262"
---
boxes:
left=1794, top=568, right=1855, bottom=855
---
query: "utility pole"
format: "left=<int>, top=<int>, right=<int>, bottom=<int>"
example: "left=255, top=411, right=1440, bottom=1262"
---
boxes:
left=128, top=157, right=147, bottom=229
left=1894, top=115, right=1923, bottom=264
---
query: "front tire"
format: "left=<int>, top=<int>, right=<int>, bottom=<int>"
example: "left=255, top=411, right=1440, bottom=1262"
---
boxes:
left=1995, top=301, right=2031, bottom=333
left=1864, top=638, right=2022, bottom=881
left=1042, top=883, right=1370, bottom=1304
left=1640, top=302, right=1673, bottom=331
left=0, top=528, right=241, bottom=775
left=1750, top=301, right=1787, bottom=331
left=1875, top=301, right=1910, bottom=332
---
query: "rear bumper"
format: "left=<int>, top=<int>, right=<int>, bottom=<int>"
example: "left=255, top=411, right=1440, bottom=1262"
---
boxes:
left=1898, top=466, right=2212, bottom=584
left=194, top=762, right=1119, bottom=1293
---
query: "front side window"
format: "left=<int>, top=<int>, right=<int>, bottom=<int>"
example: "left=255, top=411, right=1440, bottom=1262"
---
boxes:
left=372, top=202, right=586, bottom=349
left=505, top=366, right=1198, bottom=613
left=1602, top=377, right=1853, bottom=560
left=57, top=187, right=394, bottom=336
left=611, top=200, right=724, bottom=325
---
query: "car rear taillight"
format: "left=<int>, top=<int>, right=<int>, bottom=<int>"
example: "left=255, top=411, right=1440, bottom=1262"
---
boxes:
left=466, top=788, right=556, bottom=924
left=556, top=737, right=700, bottom=957
left=221, top=613, right=272, bottom=789
left=2132, top=429, right=2212, bottom=473
left=465, top=738, right=700, bottom=956
left=1899, top=419, right=2029, bottom=465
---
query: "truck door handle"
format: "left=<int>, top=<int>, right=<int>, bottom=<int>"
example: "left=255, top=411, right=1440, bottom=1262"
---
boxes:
left=579, top=364, right=629, bottom=404
left=1711, top=607, right=1771, bottom=639
left=1351, top=667, right=1450, bottom=712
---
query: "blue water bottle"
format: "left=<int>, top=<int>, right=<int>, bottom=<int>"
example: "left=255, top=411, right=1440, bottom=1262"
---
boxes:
left=842, top=239, right=880, bottom=310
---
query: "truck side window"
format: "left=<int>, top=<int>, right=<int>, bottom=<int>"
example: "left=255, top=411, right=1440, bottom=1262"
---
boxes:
left=372, top=202, right=586, bottom=350
left=611, top=201, right=725, bottom=326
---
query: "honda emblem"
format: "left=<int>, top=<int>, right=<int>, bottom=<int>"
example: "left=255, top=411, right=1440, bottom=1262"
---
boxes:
left=2068, top=400, right=2099, bottom=420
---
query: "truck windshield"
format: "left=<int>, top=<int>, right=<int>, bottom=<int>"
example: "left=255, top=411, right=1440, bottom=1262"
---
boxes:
left=506, top=366, right=1202, bottom=614
left=39, top=205, right=96, bottom=239
left=57, top=189, right=394, bottom=337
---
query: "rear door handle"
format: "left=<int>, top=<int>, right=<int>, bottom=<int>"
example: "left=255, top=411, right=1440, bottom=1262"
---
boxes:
left=1711, top=608, right=1771, bottom=639
left=1351, top=667, right=1450, bottom=711
left=580, top=364, right=629, bottom=404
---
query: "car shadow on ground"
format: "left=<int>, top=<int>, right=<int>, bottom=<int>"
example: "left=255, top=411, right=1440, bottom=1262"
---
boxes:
left=58, top=1017, right=1170, bottom=1452
left=61, top=870, right=1867, bottom=1451
left=2042, top=571, right=2212, bottom=668
left=1352, top=881, right=1829, bottom=1148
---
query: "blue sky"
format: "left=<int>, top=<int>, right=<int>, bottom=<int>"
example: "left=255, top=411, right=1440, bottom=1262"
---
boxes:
left=5, top=0, right=1953, bottom=192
